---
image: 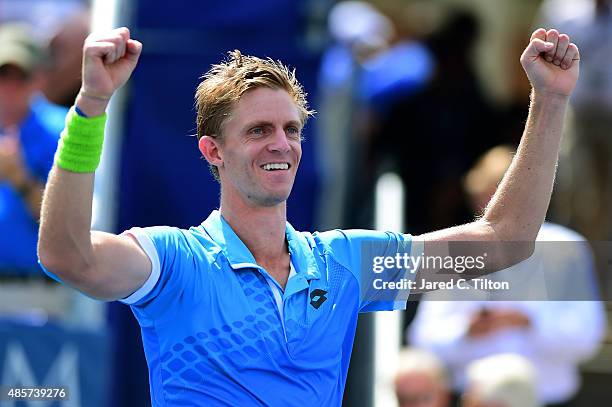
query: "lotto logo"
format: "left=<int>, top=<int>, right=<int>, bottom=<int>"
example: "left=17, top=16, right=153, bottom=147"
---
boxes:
left=309, top=289, right=328, bottom=309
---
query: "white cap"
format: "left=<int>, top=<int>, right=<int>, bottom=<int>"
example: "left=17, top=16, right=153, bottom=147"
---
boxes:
left=328, top=1, right=394, bottom=49
left=466, top=353, right=540, bottom=407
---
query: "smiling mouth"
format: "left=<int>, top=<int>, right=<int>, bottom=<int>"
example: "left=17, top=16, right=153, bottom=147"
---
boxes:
left=260, top=162, right=290, bottom=171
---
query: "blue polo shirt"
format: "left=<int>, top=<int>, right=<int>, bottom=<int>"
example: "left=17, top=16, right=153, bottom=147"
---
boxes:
left=120, top=210, right=418, bottom=406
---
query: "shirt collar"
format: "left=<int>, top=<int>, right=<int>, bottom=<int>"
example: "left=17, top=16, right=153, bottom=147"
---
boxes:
left=201, top=210, right=320, bottom=280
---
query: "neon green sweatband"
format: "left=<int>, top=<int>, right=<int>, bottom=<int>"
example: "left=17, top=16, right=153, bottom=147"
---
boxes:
left=55, top=107, right=107, bottom=173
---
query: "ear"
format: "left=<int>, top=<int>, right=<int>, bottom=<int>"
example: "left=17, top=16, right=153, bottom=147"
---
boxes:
left=199, top=135, right=223, bottom=168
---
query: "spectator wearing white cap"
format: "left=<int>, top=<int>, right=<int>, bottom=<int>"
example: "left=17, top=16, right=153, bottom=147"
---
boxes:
left=0, top=22, right=66, bottom=274
left=395, top=348, right=451, bottom=407
left=463, top=353, right=540, bottom=407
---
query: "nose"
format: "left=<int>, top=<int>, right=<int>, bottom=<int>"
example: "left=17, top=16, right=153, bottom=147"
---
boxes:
left=267, top=127, right=291, bottom=153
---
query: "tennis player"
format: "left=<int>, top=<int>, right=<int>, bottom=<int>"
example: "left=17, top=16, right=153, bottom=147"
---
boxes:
left=38, top=27, right=579, bottom=406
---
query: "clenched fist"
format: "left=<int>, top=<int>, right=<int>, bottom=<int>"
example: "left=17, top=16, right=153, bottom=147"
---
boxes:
left=77, top=27, right=142, bottom=114
left=521, top=28, right=580, bottom=97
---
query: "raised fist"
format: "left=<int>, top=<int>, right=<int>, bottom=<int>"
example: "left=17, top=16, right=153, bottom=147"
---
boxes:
left=520, top=28, right=580, bottom=97
left=81, top=27, right=142, bottom=100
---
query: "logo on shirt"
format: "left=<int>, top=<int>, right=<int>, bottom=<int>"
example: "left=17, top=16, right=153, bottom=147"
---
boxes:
left=309, top=289, right=328, bottom=309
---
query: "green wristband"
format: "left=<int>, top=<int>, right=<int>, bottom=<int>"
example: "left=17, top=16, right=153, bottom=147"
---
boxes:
left=55, top=107, right=107, bottom=173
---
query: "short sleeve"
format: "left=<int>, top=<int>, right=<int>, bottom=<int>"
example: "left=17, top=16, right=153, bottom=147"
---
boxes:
left=119, top=226, right=198, bottom=317
left=316, top=229, right=423, bottom=313
left=119, top=227, right=162, bottom=305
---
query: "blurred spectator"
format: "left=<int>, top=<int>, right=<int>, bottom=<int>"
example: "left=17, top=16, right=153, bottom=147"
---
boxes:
left=408, top=146, right=607, bottom=406
left=0, top=0, right=90, bottom=107
left=43, top=8, right=90, bottom=107
left=462, top=353, right=540, bottom=407
left=371, top=9, right=502, bottom=236
left=0, top=0, right=87, bottom=42
left=316, top=0, right=434, bottom=230
left=0, top=23, right=65, bottom=274
left=538, top=0, right=612, bottom=241
left=395, top=348, right=451, bottom=407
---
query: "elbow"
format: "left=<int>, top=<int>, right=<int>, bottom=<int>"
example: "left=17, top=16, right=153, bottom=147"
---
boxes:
left=514, top=241, right=535, bottom=265
left=479, top=218, right=536, bottom=268
left=481, top=214, right=539, bottom=243
left=37, top=239, right=93, bottom=284
left=481, top=201, right=542, bottom=244
left=38, top=237, right=68, bottom=276
left=37, top=240, right=62, bottom=276
left=38, top=248, right=110, bottom=300
left=37, top=235, right=115, bottom=301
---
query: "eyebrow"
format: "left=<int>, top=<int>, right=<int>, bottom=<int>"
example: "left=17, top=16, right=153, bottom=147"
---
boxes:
left=242, top=120, right=302, bottom=132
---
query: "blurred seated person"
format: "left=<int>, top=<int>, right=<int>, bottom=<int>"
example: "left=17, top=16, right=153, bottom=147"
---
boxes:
left=0, top=23, right=65, bottom=275
left=44, top=8, right=90, bottom=107
left=408, top=146, right=607, bottom=406
left=462, top=353, right=540, bottom=407
left=395, top=348, right=451, bottom=407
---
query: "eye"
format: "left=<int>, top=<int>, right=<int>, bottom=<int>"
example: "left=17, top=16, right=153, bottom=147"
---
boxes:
left=286, top=126, right=301, bottom=138
left=249, top=126, right=264, bottom=135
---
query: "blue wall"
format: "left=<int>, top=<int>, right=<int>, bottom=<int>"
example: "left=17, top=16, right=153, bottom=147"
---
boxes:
left=117, top=0, right=325, bottom=231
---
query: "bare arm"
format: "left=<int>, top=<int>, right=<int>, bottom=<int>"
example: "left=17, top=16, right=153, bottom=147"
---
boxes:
left=0, top=135, right=44, bottom=221
left=38, top=27, right=148, bottom=300
left=14, top=178, right=43, bottom=222
left=416, top=29, right=580, bottom=271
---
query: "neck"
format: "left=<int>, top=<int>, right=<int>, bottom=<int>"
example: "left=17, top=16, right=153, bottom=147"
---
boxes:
left=219, top=192, right=288, bottom=263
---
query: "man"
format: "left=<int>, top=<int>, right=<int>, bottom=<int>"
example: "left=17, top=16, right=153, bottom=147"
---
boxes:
left=395, top=348, right=450, bottom=407
left=0, top=23, right=65, bottom=274
left=43, top=8, right=91, bottom=107
left=38, top=26, right=579, bottom=405
left=462, top=354, right=540, bottom=407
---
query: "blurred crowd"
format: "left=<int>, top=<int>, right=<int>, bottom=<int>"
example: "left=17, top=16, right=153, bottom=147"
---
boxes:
left=322, top=1, right=610, bottom=406
left=317, top=0, right=612, bottom=245
left=0, top=0, right=89, bottom=277
left=0, top=1, right=609, bottom=406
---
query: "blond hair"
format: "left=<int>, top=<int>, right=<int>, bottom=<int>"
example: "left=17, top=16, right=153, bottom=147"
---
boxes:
left=396, top=348, right=448, bottom=388
left=466, top=353, right=540, bottom=407
left=195, top=50, right=315, bottom=180
left=464, top=145, right=515, bottom=197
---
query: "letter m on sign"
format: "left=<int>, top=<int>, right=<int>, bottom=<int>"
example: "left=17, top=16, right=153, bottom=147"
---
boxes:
left=1, top=342, right=80, bottom=407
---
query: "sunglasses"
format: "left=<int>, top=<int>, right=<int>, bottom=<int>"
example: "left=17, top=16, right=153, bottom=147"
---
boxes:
left=0, top=64, right=31, bottom=82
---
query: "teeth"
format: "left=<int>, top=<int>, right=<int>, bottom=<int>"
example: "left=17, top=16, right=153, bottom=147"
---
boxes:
left=262, top=163, right=289, bottom=171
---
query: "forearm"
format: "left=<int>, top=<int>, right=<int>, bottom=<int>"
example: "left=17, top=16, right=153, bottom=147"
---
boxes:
left=416, top=29, right=578, bottom=275
left=38, top=167, right=96, bottom=276
left=38, top=94, right=109, bottom=275
left=482, top=91, right=569, bottom=241
left=37, top=27, right=148, bottom=299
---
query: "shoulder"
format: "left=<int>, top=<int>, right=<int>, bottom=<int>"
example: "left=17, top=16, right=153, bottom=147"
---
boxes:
left=129, top=225, right=188, bottom=243
left=128, top=225, right=223, bottom=262
left=311, top=229, right=411, bottom=270
left=30, top=96, right=69, bottom=135
left=313, top=228, right=409, bottom=248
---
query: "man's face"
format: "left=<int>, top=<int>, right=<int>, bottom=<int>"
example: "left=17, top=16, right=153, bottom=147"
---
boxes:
left=395, top=373, right=449, bottom=407
left=0, top=64, right=37, bottom=125
left=212, top=87, right=303, bottom=207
